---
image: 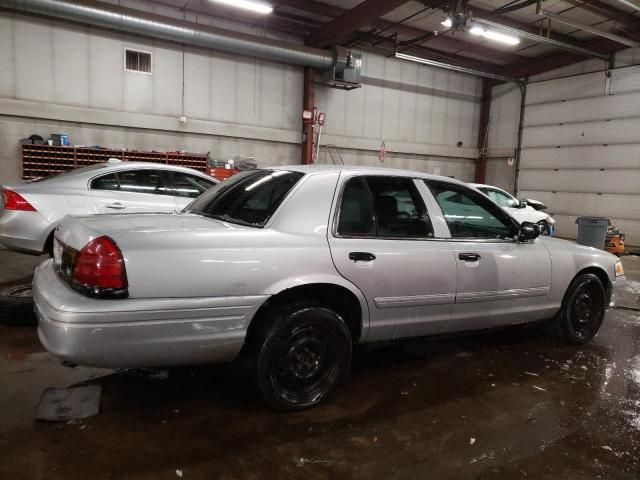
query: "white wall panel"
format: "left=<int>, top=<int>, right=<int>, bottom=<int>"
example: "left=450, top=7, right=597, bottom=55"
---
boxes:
left=522, top=144, right=640, bottom=170
left=183, top=50, right=211, bottom=120
left=517, top=191, right=640, bottom=221
left=52, top=26, right=90, bottom=107
left=485, top=157, right=515, bottom=192
left=88, top=34, right=123, bottom=110
left=527, top=70, right=606, bottom=104
left=14, top=18, right=54, bottom=102
left=519, top=169, right=640, bottom=195
left=523, top=117, right=640, bottom=148
left=610, top=64, right=640, bottom=95
left=487, top=83, right=520, bottom=157
left=525, top=92, right=640, bottom=126
left=0, top=15, right=14, bottom=98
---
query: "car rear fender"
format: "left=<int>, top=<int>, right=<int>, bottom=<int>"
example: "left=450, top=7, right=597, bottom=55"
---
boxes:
left=262, top=274, right=371, bottom=341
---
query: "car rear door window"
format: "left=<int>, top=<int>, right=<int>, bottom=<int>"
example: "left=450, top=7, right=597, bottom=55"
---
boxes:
left=427, top=181, right=516, bottom=239
left=171, top=172, right=215, bottom=198
left=337, top=176, right=433, bottom=238
left=91, top=173, right=119, bottom=191
left=90, top=169, right=172, bottom=196
left=337, top=178, right=376, bottom=236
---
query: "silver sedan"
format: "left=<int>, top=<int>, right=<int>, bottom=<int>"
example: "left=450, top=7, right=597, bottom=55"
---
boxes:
left=33, top=165, right=626, bottom=411
left=0, top=160, right=217, bottom=255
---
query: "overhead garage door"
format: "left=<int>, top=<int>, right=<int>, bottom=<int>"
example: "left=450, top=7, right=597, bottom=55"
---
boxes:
left=519, top=67, right=640, bottom=246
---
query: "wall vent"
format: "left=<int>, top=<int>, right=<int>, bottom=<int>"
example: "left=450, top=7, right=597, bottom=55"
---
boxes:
left=125, top=49, right=152, bottom=74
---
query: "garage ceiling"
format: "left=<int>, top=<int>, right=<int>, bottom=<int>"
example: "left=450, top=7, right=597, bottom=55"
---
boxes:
left=152, top=0, right=640, bottom=79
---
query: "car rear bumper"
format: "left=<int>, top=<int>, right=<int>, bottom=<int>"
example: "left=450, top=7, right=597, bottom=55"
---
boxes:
left=0, top=210, right=50, bottom=254
left=33, top=259, right=269, bottom=368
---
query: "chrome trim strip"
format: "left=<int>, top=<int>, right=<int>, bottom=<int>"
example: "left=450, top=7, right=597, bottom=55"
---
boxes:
left=374, top=293, right=454, bottom=309
left=456, top=286, right=550, bottom=303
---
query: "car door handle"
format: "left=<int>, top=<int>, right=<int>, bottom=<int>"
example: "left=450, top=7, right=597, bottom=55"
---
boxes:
left=459, top=253, right=481, bottom=262
left=105, top=202, right=126, bottom=210
left=349, top=252, right=376, bottom=262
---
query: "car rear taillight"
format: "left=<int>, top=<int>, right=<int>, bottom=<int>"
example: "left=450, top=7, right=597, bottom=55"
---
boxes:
left=2, top=189, right=36, bottom=211
left=71, top=236, right=128, bottom=298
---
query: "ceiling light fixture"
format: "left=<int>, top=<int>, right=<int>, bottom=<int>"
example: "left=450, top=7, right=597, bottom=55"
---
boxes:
left=441, top=17, right=452, bottom=28
left=468, top=25, right=520, bottom=45
left=209, top=0, right=273, bottom=14
left=394, top=52, right=518, bottom=83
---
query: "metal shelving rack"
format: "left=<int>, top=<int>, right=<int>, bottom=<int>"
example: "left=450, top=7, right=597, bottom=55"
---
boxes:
left=21, top=145, right=208, bottom=179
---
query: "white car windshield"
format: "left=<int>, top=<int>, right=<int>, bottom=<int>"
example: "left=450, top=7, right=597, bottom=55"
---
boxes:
left=480, top=188, right=519, bottom=208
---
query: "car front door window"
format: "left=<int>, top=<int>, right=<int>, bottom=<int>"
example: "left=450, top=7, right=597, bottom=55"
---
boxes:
left=426, top=181, right=515, bottom=239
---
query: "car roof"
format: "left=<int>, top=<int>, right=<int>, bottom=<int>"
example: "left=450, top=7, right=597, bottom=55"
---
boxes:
left=271, top=164, right=468, bottom=186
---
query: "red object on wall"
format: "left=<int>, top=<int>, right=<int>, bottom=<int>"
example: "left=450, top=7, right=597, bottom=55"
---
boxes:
left=209, top=168, right=240, bottom=181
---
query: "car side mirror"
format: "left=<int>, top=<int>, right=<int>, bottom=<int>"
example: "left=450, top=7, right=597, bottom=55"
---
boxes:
left=518, top=221, right=539, bottom=241
left=518, top=199, right=528, bottom=208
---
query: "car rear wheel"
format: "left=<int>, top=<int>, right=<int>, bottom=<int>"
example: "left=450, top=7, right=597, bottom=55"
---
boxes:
left=0, top=283, right=36, bottom=326
left=549, top=273, right=605, bottom=344
left=253, top=303, right=352, bottom=411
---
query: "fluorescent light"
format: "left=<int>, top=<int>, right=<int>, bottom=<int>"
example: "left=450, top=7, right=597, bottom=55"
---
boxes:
left=393, top=52, right=518, bottom=83
left=468, top=25, right=519, bottom=45
left=482, top=30, right=520, bottom=45
left=441, top=17, right=452, bottom=28
left=209, top=0, right=273, bottom=14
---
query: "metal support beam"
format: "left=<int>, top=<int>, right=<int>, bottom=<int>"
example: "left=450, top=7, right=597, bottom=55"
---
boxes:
left=615, top=0, right=640, bottom=11
left=301, top=68, right=315, bottom=165
left=538, top=9, right=640, bottom=47
left=513, top=80, right=528, bottom=196
left=475, top=79, right=492, bottom=184
left=394, top=53, right=519, bottom=83
left=308, top=0, right=408, bottom=48
left=277, top=0, right=530, bottom=65
left=472, top=17, right=610, bottom=60
left=563, top=0, right=640, bottom=41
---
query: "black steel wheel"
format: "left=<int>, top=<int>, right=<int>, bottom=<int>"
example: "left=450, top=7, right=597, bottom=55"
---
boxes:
left=550, top=273, right=605, bottom=344
left=0, top=282, right=36, bottom=326
left=255, top=304, right=352, bottom=411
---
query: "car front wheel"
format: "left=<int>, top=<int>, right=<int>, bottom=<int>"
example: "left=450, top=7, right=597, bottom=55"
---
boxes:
left=254, top=303, right=352, bottom=411
left=550, top=273, right=606, bottom=344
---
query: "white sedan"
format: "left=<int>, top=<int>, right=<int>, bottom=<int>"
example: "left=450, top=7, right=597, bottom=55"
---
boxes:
left=470, top=183, right=555, bottom=235
left=0, top=160, right=217, bottom=255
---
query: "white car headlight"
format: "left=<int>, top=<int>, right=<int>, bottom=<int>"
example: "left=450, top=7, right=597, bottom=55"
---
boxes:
left=615, top=260, right=624, bottom=277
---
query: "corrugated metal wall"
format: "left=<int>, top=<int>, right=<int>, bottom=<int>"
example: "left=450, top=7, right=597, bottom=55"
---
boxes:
left=0, top=2, right=481, bottom=184
left=485, top=82, right=521, bottom=191
left=486, top=48, right=640, bottom=246
left=315, top=52, right=480, bottom=179
left=520, top=60, right=640, bottom=246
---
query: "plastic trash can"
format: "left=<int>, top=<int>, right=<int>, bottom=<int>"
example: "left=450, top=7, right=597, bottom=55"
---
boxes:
left=575, top=217, right=611, bottom=249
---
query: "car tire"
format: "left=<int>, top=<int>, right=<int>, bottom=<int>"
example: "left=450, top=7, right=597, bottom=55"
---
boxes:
left=253, top=302, right=352, bottom=412
left=549, top=273, right=606, bottom=344
left=0, top=283, right=36, bottom=326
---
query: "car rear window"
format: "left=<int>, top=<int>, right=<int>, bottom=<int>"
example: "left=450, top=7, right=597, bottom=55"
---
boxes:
left=185, top=170, right=304, bottom=227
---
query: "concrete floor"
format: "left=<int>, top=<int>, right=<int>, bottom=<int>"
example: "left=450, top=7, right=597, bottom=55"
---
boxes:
left=1, top=251, right=639, bottom=479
